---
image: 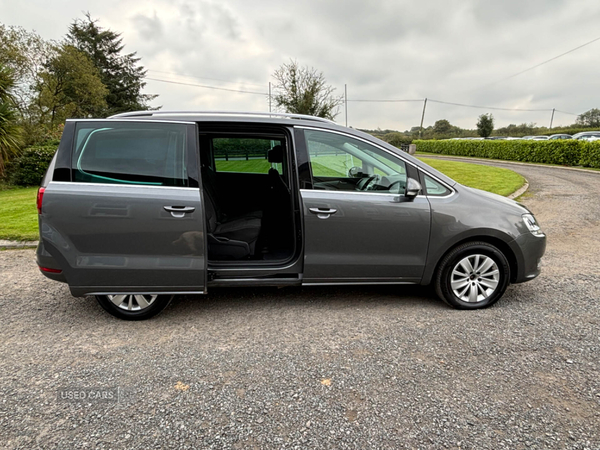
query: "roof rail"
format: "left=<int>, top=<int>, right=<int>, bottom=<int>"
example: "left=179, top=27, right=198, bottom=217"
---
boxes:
left=107, top=110, right=336, bottom=124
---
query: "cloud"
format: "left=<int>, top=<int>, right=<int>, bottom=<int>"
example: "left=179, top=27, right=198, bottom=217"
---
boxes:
left=2, top=0, right=600, bottom=129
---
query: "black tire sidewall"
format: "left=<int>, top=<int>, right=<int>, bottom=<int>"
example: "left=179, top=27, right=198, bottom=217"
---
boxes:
left=95, top=295, right=173, bottom=320
left=437, top=243, right=510, bottom=310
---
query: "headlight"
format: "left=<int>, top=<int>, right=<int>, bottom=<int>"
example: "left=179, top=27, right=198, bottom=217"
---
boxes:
left=523, top=214, right=544, bottom=237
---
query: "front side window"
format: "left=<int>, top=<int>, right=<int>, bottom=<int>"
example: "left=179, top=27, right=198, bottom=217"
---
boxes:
left=304, top=130, right=407, bottom=193
left=72, top=122, right=188, bottom=186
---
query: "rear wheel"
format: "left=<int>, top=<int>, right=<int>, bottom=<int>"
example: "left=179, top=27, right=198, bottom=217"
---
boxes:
left=434, top=242, right=510, bottom=309
left=95, top=294, right=173, bottom=320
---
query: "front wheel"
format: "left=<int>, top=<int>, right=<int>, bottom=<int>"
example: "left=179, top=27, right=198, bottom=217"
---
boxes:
left=95, top=294, right=173, bottom=320
left=434, top=242, right=510, bottom=309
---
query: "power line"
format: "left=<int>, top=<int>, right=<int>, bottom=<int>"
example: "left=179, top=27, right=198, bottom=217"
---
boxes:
left=346, top=97, right=578, bottom=115
left=554, top=109, right=578, bottom=116
left=145, top=77, right=267, bottom=95
left=487, top=35, right=600, bottom=86
left=147, top=69, right=266, bottom=88
left=428, top=98, right=577, bottom=114
left=346, top=99, right=423, bottom=103
left=143, top=77, right=580, bottom=117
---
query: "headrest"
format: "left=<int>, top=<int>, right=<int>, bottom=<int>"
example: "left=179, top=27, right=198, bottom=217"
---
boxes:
left=268, top=145, right=284, bottom=163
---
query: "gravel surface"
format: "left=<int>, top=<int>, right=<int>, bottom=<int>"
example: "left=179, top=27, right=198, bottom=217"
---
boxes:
left=1, top=163, right=599, bottom=449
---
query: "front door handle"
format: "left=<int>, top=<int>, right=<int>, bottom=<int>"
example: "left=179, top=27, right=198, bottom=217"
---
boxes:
left=309, top=207, right=337, bottom=219
left=164, top=206, right=195, bottom=218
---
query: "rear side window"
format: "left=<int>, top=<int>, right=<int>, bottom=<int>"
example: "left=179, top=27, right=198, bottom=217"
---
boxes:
left=72, top=122, right=188, bottom=186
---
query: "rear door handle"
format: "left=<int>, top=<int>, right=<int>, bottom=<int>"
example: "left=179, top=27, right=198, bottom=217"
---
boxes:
left=309, top=207, right=337, bottom=219
left=164, top=206, right=195, bottom=218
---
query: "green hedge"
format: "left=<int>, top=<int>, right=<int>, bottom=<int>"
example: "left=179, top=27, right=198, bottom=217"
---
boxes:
left=7, top=146, right=57, bottom=186
left=414, top=139, right=600, bottom=168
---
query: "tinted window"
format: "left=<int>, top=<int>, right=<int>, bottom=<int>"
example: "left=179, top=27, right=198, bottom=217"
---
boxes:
left=305, top=130, right=407, bottom=193
left=423, top=174, right=451, bottom=196
left=213, top=137, right=284, bottom=174
left=72, top=122, right=188, bottom=186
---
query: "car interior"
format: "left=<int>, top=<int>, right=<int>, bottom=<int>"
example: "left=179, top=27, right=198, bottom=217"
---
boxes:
left=199, top=131, right=296, bottom=263
left=305, top=131, right=408, bottom=194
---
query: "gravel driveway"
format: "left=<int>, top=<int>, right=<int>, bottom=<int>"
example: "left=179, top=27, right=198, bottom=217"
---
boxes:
left=1, top=162, right=599, bottom=449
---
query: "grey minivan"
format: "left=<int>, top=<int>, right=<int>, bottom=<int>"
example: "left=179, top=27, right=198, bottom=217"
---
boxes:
left=36, top=111, right=546, bottom=320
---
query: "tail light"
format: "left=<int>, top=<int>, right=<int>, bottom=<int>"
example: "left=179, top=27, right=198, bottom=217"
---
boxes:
left=37, top=187, right=45, bottom=214
left=39, top=266, right=62, bottom=274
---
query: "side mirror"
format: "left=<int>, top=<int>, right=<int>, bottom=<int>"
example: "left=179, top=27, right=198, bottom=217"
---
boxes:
left=348, top=166, right=363, bottom=178
left=405, top=178, right=422, bottom=199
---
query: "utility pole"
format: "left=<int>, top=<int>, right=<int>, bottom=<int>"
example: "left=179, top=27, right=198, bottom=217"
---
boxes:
left=268, top=82, right=272, bottom=113
left=419, top=98, right=428, bottom=138
left=549, top=108, right=555, bottom=129
left=345, top=84, right=348, bottom=127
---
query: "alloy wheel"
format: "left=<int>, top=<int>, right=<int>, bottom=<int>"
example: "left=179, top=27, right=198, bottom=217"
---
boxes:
left=107, top=294, right=158, bottom=311
left=450, top=254, right=499, bottom=303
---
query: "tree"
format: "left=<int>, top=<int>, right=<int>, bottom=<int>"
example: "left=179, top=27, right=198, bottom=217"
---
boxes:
left=433, top=119, right=453, bottom=135
left=0, top=24, right=56, bottom=139
left=36, top=44, right=107, bottom=125
left=272, top=60, right=342, bottom=120
left=67, top=13, right=156, bottom=115
left=0, top=65, right=23, bottom=176
left=476, top=113, right=494, bottom=138
left=576, top=108, right=600, bottom=128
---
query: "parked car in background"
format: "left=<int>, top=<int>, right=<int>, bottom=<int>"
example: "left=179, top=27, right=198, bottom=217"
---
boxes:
left=572, top=131, right=600, bottom=141
left=530, top=136, right=549, bottom=141
left=36, top=111, right=546, bottom=320
left=548, top=134, right=572, bottom=140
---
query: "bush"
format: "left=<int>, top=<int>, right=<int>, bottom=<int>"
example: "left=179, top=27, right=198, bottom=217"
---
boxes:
left=7, top=146, right=57, bottom=186
left=414, top=139, right=600, bottom=168
left=579, top=142, right=600, bottom=168
left=381, top=132, right=412, bottom=147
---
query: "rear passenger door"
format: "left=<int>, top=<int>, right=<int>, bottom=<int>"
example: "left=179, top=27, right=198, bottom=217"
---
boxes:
left=40, top=120, right=207, bottom=295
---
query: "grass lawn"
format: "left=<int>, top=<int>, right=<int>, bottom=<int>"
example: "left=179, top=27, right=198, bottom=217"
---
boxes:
left=0, top=157, right=524, bottom=242
left=419, top=157, right=525, bottom=197
left=0, top=187, right=39, bottom=241
left=215, top=159, right=271, bottom=173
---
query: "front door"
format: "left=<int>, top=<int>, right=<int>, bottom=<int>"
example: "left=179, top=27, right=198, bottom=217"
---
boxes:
left=40, top=120, right=207, bottom=295
left=298, top=128, right=431, bottom=284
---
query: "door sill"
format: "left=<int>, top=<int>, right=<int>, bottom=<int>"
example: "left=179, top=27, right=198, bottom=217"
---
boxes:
left=208, top=275, right=301, bottom=288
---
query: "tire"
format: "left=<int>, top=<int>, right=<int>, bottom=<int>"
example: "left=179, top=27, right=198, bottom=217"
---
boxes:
left=434, top=242, right=510, bottom=309
left=95, top=294, right=173, bottom=320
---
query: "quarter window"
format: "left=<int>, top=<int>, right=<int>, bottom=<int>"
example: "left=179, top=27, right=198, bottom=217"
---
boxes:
left=72, top=122, right=188, bottom=186
left=304, top=130, right=407, bottom=193
left=423, top=174, right=451, bottom=196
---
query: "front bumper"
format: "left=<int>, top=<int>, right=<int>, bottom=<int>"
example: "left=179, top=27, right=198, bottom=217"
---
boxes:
left=512, top=232, right=546, bottom=283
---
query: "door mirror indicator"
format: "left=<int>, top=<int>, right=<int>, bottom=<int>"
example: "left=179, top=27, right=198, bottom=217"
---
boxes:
left=405, top=178, right=422, bottom=199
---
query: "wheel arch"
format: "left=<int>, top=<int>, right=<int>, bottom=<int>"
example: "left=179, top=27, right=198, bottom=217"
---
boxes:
left=422, top=234, right=520, bottom=286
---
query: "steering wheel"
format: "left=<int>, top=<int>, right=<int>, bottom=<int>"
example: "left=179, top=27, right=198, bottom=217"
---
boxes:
left=356, top=174, right=380, bottom=191
left=387, top=180, right=405, bottom=194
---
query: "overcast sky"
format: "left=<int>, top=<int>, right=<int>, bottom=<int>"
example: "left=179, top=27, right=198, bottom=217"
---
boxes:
left=2, top=0, right=599, bottom=130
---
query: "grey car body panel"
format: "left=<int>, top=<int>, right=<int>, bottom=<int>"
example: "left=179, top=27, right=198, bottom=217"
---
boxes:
left=419, top=182, right=545, bottom=285
left=37, top=112, right=546, bottom=298
left=40, top=182, right=206, bottom=296
left=301, top=190, right=430, bottom=283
